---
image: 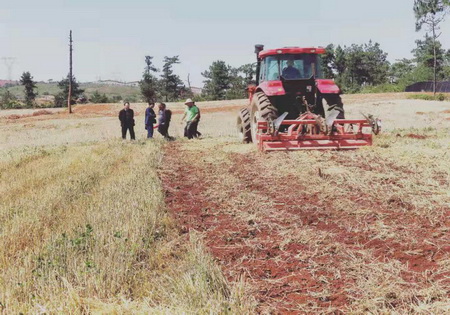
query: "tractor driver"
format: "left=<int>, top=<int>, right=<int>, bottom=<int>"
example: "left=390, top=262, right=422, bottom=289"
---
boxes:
left=282, top=59, right=301, bottom=79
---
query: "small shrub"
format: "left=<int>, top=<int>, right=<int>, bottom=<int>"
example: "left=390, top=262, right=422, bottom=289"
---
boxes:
left=111, top=95, right=122, bottom=103
left=90, top=90, right=110, bottom=103
left=360, top=83, right=404, bottom=94
left=123, top=95, right=138, bottom=103
left=407, top=93, right=449, bottom=101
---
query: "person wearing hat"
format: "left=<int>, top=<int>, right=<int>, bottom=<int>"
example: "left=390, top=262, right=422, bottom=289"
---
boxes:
left=181, top=98, right=201, bottom=139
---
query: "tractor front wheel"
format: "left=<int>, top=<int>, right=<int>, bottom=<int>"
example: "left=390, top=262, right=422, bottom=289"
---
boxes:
left=250, top=92, right=278, bottom=142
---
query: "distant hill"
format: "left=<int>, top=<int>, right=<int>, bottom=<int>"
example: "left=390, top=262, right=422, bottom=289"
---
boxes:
left=0, top=80, right=18, bottom=87
left=5, top=82, right=142, bottom=102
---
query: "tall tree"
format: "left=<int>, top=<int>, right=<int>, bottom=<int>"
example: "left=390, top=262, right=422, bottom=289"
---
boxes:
left=238, top=63, right=256, bottom=85
left=140, top=55, right=159, bottom=103
left=202, top=61, right=231, bottom=100
left=20, top=71, right=37, bottom=108
left=361, top=41, right=390, bottom=85
left=333, top=45, right=347, bottom=76
left=55, top=75, right=84, bottom=107
left=160, top=56, right=183, bottom=101
left=321, top=44, right=335, bottom=78
left=414, top=0, right=450, bottom=94
left=389, top=59, right=415, bottom=83
left=225, top=63, right=256, bottom=99
left=413, top=35, right=445, bottom=76
left=321, top=42, right=390, bottom=92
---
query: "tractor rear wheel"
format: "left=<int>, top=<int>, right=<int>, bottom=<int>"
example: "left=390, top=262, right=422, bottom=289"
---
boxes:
left=250, top=92, right=278, bottom=141
left=237, top=108, right=252, bottom=143
left=323, top=94, right=345, bottom=119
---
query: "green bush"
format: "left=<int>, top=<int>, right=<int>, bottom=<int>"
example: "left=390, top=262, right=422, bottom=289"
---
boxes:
left=0, top=90, right=26, bottom=109
left=90, top=90, right=110, bottom=103
left=123, top=95, right=138, bottom=103
left=111, top=95, right=122, bottom=103
left=54, top=93, right=66, bottom=107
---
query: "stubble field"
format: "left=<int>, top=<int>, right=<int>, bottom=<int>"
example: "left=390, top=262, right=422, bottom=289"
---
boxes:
left=0, top=93, right=449, bottom=313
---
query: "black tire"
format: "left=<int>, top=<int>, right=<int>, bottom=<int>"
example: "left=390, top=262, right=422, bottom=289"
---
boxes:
left=250, top=92, right=278, bottom=141
left=237, top=107, right=252, bottom=143
left=322, top=94, right=345, bottom=119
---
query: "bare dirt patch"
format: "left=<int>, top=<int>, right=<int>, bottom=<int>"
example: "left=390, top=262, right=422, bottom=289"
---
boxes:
left=405, top=134, right=429, bottom=139
left=2, top=109, right=54, bottom=120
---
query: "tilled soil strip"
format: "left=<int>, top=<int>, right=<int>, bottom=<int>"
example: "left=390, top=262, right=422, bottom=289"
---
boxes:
left=160, top=141, right=449, bottom=313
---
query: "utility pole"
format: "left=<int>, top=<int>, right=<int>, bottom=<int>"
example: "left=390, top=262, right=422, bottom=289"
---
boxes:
left=68, top=30, right=73, bottom=114
left=187, top=73, right=191, bottom=90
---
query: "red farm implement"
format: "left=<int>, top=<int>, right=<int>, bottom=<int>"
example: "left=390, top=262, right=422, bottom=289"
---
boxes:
left=256, top=115, right=373, bottom=151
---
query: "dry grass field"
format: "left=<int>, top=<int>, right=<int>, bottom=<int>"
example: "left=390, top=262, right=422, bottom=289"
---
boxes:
left=0, top=93, right=449, bottom=313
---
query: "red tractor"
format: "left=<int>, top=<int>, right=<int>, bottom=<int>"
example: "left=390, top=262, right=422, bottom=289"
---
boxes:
left=237, top=45, right=381, bottom=151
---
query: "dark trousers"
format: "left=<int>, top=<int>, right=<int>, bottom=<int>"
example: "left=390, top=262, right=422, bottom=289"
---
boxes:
left=158, top=122, right=170, bottom=139
left=184, top=121, right=197, bottom=139
left=122, top=125, right=135, bottom=140
left=146, top=124, right=154, bottom=138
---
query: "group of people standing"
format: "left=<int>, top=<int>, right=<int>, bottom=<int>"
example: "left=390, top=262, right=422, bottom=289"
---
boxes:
left=118, top=99, right=201, bottom=141
left=144, top=102, right=172, bottom=140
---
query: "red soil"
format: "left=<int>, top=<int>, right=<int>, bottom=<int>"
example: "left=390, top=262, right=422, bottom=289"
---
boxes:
left=405, top=134, right=429, bottom=139
left=3, top=109, right=53, bottom=120
left=160, top=142, right=450, bottom=313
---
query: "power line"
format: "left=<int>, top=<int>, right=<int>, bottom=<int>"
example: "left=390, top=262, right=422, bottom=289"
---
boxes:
left=1, top=57, right=17, bottom=81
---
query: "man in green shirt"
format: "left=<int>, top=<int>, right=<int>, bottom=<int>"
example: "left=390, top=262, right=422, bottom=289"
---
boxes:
left=182, top=98, right=201, bottom=139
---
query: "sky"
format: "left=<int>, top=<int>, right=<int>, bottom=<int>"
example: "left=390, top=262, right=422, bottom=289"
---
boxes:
left=1, top=0, right=450, bottom=87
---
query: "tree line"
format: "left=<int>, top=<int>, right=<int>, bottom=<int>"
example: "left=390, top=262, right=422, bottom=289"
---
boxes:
left=139, top=55, right=256, bottom=103
left=321, top=0, right=450, bottom=94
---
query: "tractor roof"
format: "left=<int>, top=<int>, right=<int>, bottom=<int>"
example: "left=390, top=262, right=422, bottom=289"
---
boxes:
left=259, top=47, right=326, bottom=58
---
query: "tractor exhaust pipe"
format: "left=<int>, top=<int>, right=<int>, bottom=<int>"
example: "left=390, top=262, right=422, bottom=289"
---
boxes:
left=254, top=45, right=264, bottom=85
left=254, top=44, right=264, bottom=54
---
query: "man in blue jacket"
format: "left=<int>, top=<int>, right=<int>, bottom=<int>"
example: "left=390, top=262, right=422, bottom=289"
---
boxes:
left=145, top=103, right=156, bottom=138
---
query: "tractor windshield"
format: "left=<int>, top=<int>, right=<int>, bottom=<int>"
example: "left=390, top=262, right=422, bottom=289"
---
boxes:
left=265, top=54, right=323, bottom=80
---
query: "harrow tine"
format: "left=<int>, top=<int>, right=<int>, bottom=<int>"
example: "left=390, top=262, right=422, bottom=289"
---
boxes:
left=274, top=112, right=289, bottom=131
left=325, top=109, right=340, bottom=129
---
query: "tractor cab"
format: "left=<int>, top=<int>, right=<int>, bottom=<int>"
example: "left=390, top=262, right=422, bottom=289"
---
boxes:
left=252, top=46, right=337, bottom=119
left=258, top=50, right=324, bottom=82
